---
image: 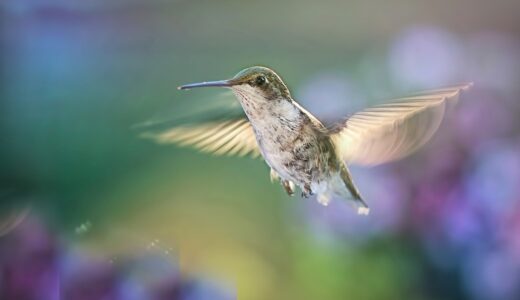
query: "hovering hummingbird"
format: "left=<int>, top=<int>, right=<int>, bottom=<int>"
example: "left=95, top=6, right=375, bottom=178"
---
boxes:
left=143, top=66, right=472, bottom=215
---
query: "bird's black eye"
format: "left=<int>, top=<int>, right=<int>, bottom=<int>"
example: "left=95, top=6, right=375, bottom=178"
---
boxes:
left=254, top=76, right=266, bottom=86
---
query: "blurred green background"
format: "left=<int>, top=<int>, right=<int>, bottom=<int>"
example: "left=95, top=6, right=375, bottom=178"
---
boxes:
left=1, top=1, right=520, bottom=299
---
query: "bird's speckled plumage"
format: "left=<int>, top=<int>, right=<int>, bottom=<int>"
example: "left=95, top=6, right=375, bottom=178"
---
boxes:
left=143, top=66, right=472, bottom=215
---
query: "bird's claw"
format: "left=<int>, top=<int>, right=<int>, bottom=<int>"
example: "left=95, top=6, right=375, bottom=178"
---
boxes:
left=301, top=184, right=313, bottom=198
left=270, top=169, right=280, bottom=183
left=282, top=180, right=295, bottom=196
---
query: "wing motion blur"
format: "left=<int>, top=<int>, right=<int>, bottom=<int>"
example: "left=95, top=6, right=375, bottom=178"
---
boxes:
left=141, top=117, right=260, bottom=158
left=0, top=205, right=30, bottom=237
left=332, top=83, right=473, bottom=166
left=139, top=90, right=260, bottom=158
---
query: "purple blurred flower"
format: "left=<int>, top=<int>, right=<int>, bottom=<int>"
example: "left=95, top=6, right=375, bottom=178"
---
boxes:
left=61, top=252, right=119, bottom=300
left=389, top=26, right=464, bottom=88
left=453, top=94, right=516, bottom=149
left=464, top=141, right=520, bottom=216
left=465, top=32, right=520, bottom=97
left=0, top=215, right=235, bottom=300
left=0, top=216, right=59, bottom=300
left=301, top=166, right=408, bottom=242
left=462, top=249, right=520, bottom=300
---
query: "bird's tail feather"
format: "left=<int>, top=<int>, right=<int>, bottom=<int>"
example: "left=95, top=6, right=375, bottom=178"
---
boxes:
left=339, top=165, right=369, bottom=215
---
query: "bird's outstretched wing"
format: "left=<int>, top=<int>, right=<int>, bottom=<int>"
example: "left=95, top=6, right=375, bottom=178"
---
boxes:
left=141, top=116, right=260, bottom=158
left=138, top=90, right=260, bottom=158
left=331, top=83, right=472, bottom=166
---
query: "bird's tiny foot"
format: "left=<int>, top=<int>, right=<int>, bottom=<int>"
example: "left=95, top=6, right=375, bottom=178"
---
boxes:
left=270, top=169, right=280, bottom=183
left=301, top=184, right=313, bottom=198
left=282, top=180, right=295, bottom=196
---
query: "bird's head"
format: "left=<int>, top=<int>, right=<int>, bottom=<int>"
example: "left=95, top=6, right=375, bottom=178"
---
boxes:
left=178, top=66, right=291, bottom=103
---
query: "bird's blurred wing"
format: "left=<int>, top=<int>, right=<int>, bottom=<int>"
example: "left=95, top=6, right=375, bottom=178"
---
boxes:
left=141, top=117, right=260, bottom=158
left=0, top=205, right=30, bottom=236
left=332, top=83, right=472, bottom=166
left=139, top=90, right=260, bottom=158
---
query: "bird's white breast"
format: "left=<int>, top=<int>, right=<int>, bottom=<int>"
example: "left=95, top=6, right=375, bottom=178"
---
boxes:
left=232, top=86, right=304, bottom=181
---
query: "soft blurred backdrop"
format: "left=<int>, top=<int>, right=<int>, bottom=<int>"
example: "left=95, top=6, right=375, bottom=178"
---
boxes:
left=1, top=0, right=520, bottom=299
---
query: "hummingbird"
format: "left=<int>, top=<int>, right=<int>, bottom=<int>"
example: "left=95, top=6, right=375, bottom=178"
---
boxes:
left=143, top=66, right=472, bottom=215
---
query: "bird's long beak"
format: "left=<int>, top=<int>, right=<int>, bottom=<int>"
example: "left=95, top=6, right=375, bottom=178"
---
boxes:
left=177, top=80, right=232, bottom=90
